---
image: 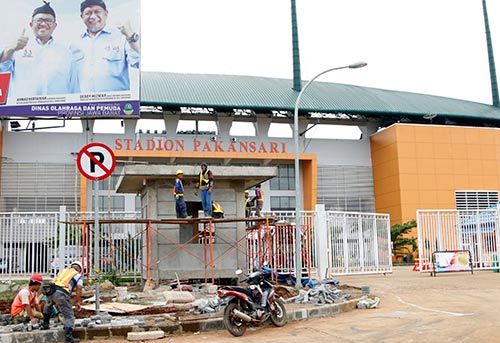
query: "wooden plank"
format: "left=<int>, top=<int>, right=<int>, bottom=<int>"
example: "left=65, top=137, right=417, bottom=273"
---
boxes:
left=81, top=302, right=151, bottom=314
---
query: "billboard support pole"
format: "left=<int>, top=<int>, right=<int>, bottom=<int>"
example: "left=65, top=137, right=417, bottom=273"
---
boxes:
left=94, top=178, right=100, bottom=314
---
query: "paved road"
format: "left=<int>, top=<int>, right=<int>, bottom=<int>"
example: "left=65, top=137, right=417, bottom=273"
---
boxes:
left=90, top=266, right=500, bottom=343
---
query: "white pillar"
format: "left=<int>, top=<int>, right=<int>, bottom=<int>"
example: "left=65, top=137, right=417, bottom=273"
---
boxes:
left=58, top=206, right=67, bottom=271
left=314, top=204, right=328, bottom=279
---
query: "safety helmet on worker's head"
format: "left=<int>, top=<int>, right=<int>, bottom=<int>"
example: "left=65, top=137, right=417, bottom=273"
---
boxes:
left=30, top=273, right=43, bottom=284
left=244, top=190, right=250, bottom=195
left=176, top=169, right=184, bottom=175
left=71, top=261, right=83, bottom=272
left=201, top=162, right=207, bottom=168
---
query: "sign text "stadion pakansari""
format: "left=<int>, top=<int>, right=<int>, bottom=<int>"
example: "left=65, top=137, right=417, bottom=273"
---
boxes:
left=114, top=138, right=288, bottom=153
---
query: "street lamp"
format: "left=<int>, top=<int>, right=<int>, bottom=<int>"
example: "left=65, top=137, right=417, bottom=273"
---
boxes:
left=293, top=62, right=367, bottom=288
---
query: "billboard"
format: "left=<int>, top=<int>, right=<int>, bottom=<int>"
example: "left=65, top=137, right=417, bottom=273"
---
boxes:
left=0, top=0, right=140, bottom=117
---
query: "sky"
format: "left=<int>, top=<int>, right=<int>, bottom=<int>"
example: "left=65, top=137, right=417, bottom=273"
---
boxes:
left=6, top=0, right=500, bottom=134
left=141, top=0, right=500, bottom=105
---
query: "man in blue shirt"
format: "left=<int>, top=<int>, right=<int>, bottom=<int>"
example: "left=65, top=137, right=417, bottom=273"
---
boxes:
left=71, top=0, right=140, bottom=93
left=0, top=2, right=79, bottom=101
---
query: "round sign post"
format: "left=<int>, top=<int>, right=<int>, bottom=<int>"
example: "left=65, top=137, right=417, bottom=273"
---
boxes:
left=77, top=143, right=116, bottom=314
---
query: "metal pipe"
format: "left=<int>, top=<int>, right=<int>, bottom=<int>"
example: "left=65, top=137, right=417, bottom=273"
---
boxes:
left=293, top=62, right=367, bottom=288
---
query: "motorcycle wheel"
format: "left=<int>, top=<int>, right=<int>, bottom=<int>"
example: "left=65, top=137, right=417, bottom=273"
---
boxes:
left=223, top=303, right=247, bottom=337
left=269, top=299, right=287, bottom=327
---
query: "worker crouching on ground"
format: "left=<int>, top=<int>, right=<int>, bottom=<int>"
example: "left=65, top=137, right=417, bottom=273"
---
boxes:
left=212, top=201, right=224, bottom=218
left=10, top=273, right=43, bottom=324
left=42, top=261, right=83, bottom=343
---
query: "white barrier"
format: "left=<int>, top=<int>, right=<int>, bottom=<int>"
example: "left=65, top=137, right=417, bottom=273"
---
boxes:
left=417, top=209, right=500, bottom=272
left=0, top=208, right=142, bottom=280
left=326, top=211, right=392, bottom=276
left=1, top=207, right=392, bottom=280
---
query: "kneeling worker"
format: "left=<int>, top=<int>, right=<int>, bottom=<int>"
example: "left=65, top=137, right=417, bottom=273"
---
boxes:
left=43, top=261, right=83, bottom=343
left=212, top=201, right=224, bottom=218
left=10, top=273, right=43, bottom=324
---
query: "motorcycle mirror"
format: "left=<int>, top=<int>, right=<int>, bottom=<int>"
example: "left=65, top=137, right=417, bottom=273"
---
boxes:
left=235, top=269, right=243, bottom=275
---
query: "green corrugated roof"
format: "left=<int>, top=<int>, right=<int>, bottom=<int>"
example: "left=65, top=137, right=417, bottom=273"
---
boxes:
left=141, top=71, right=500, bottom=123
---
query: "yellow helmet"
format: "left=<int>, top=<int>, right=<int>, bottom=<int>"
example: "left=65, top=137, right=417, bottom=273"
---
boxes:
left=176, top=169, right=184, bottom=175
left=244, top=190, right=250, bottom=194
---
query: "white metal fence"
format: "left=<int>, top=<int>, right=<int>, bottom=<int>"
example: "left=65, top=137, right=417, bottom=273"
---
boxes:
left=326, top=211, right=392, bottom=276
left=417, top=209, right=500, bottom=271
left=0, top=208, right=142, bottom=280
left=0, top=207, right=392, bottom=280
left=0, top=211, right=59, bottom=278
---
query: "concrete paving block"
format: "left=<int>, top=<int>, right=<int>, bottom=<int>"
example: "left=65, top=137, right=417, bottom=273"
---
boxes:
left=163, top=291, right=195, bottom=304
left=127, top=330, right=165, bottom=341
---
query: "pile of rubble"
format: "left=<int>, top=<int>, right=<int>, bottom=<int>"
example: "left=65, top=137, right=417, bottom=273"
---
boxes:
left=284, top=284, right=352, bottom=305
left=0, top=275, right=363, bottom=335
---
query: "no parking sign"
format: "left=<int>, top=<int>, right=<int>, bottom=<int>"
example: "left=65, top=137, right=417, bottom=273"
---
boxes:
left=77, top=143, right=116, bottom=180
left=76, top=142, right=116, bottom=314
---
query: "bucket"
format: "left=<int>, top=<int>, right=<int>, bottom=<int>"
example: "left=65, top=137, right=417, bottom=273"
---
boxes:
left=116, top=286, right=128, bottom=301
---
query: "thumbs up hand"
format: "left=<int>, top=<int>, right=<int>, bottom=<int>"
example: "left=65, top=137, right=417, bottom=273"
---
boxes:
left=116, top=20, right=133, bottom=39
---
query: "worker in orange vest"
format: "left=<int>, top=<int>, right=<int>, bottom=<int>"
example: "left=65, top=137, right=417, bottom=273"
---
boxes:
left=42, top=261, right=83, bottom=343
left=10, top=273, right=43, bottom=324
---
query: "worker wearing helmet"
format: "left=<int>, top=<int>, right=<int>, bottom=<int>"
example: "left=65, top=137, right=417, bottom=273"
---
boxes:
left=244, top=190, right=254, bottom=224
left=194, top=162, right=214, bottom=217
left=173, top=169, right=188, bottom=218
left=42, top=261, right=83, bottom=343
left=10, top=273, right=43, bottom=324
left=211, top=201, right=224, bottom=219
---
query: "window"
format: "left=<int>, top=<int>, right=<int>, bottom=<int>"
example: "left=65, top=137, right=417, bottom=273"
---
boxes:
left=136, top=119, right=166, bottom=134
left=268, top=123, right=292, bottom=138
left=455, top=190, right=499, bottom=210
left=270, top=196, right=295, bottom=211
left=93, top=119, right=124, bottom=134
left=176, top=120, right=217, bottom=135
left=270, top=165, right=295, bottom=190
left=229, top=122, right=256, bottom=136
left=304, top=124, right=362, bottom=140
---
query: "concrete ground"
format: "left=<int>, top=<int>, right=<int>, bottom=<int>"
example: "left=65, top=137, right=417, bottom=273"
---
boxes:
left=86, top=266, right=500, bottom=343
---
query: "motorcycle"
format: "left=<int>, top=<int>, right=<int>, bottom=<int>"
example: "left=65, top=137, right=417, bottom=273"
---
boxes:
left=217, top=269, right=287, bottom=337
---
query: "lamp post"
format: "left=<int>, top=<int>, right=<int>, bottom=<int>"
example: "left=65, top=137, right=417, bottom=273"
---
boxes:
left=293, top=62, right=367, bottom=288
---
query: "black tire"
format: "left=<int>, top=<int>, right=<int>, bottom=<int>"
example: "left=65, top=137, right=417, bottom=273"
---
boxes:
left=269, top=299, right=287, bottom=327
left=223, top=302, right=247, bottom=337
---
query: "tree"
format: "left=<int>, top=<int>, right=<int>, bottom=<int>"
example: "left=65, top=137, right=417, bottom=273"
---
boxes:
left=391, top=219, right=418, bottom=262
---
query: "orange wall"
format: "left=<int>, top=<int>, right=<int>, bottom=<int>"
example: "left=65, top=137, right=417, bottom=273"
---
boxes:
left=371, top=124, right=500, bottom=225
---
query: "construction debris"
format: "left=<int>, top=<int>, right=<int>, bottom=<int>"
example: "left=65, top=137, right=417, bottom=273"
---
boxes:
left=127, top=330, right=165, bottom=341
left=285, top=284, right=352, bottom=305
left=356, top=296, right=380, bottom=309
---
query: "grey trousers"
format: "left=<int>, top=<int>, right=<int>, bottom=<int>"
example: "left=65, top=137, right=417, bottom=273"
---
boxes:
left=43, top=291, right=75, bottom=329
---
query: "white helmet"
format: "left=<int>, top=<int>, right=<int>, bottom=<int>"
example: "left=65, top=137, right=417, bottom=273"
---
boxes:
left=71, top=261, right=83, bottom=271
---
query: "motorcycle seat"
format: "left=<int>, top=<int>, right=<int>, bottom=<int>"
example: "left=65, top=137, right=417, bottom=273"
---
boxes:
left=221, top=286, right=254, bottom=298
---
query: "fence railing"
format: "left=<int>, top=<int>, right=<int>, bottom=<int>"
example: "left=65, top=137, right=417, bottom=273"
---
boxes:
left=326, top=211, right=392, bottom=276
left=417, top=209, right=500, bottom=271
left=0, top=207, right=392, bottom=280
left=0, top=209, right=142, bottom=280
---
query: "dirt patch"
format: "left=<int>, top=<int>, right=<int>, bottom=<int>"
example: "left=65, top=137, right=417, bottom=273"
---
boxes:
left=0, top=299, right=11, bottom=314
